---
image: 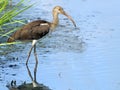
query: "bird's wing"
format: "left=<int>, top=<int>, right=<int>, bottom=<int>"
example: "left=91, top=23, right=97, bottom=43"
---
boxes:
left=30, top=23, right=50, bottom=39
left=7, top=20, right=50, bottom=42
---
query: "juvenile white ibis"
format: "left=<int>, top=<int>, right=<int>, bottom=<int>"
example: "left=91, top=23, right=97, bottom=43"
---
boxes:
left=7, top=6, right=76, bottom=65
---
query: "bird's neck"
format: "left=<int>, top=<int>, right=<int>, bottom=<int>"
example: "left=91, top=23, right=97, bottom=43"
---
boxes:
left=51, top=12, right=59, bottom=30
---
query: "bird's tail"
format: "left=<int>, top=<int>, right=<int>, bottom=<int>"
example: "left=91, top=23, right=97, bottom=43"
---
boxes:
left=7, top=37, right=15, bottom=43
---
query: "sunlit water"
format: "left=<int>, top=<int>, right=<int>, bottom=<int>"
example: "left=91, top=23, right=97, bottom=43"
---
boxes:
left=0, top=0, right=120, bottom=90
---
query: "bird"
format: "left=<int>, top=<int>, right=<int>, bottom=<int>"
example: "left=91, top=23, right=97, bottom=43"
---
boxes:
left=7, top=6, right=76, bottom=65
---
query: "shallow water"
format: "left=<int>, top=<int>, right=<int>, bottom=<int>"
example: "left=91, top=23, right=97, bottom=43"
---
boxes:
left=0, top=0, right=120, bottom=90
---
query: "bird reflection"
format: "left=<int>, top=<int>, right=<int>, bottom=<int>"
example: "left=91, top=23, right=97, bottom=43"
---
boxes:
left=6, top=62, right=51, bottom=90
left=26, top=61, right=39, bottom=87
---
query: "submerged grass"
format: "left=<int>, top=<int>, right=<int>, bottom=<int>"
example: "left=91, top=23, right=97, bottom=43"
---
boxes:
left=0, top=0, right=34, bottom=46
left=0, top=41, right=22, bottom=46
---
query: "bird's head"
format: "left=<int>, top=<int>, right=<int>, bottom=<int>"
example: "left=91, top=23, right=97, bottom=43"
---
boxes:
left=53, top=6, right=76, bottom=27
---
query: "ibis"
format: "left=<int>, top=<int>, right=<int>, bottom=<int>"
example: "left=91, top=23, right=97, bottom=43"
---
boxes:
left=7, top=6, right=76, bottom=65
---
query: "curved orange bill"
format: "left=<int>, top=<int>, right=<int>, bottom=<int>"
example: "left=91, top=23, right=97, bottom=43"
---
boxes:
left=63, top=11, right=76, bottom=27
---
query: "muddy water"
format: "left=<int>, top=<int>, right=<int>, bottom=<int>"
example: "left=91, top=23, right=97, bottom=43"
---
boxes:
left=1, top=0, right=120, bottom=90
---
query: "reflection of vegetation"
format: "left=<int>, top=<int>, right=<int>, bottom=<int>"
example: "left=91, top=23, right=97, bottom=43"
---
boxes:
left=0, top=0, right=33, bottom=45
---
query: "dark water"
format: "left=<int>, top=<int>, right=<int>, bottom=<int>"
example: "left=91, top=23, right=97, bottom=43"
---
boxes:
left=0, top=0, right=120, bottom=90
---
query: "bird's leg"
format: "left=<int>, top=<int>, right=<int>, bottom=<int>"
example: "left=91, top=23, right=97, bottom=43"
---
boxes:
left=33, top=44, right=38, bottom=82
left=26, top=64, right=34, bottom=81
left=26, top=46, right=34, bottom=65
left=26, top=40, right=37, bottom=65
left=26, top=45, right=39, bottom=87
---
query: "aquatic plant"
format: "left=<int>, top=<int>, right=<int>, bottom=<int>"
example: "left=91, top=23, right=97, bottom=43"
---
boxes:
left=0, top=0, right=8, bottom=13
left=0, top=0, right=33, bottom=45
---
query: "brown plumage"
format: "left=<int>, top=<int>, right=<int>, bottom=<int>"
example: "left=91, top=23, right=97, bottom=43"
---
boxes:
left=7, top=6, right=76, bottom=65
left=7, top=20, right=50, bottom=42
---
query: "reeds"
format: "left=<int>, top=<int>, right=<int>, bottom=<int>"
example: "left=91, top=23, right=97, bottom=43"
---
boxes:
left=0, top=0, right=33, bottom=46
